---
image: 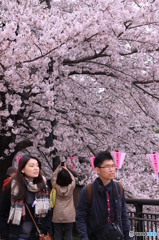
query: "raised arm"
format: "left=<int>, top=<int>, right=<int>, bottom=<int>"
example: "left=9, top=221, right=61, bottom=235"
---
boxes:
left=51, top=164, right=61, bottom=187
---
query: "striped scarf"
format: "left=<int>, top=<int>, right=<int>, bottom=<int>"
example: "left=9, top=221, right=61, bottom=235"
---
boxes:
left=7, top=176, right=51, bottom=225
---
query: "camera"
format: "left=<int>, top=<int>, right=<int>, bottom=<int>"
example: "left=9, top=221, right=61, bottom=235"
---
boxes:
left=61, top=161, right=65, bottom=166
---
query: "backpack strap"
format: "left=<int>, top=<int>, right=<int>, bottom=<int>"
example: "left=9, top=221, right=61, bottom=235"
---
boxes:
left=117, top=182, right=123, bottom=199
left=113, top=180, right=123, bottom=199
left=86, top=183, right=92, bottom=230
left=86, top=183, right=92, bottom=206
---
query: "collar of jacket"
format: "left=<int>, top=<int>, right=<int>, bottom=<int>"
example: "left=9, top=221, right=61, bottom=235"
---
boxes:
left=95, top=178, right=121, bottom=222
left=96, top=177, right=112, bottom=192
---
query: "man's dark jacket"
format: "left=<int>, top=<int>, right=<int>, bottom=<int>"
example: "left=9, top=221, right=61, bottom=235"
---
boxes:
left=76, top=178, right=131, bottom=240
left=0, top=184, right=52, bottom=240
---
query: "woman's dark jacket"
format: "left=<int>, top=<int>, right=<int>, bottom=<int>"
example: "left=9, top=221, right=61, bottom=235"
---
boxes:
left=0, top=184, right=52, bottom=240
left=76, top=178, right=131, bottom=240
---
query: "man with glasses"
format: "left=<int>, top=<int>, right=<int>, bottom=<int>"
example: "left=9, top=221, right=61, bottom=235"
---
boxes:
left=76, top=151, right=131, bottom=240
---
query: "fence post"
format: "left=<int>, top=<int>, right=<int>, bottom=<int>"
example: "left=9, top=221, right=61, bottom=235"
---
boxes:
left=135, top=202, right=143, bottom=240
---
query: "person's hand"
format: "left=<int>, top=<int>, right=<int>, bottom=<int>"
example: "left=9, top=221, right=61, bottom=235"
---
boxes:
left=47, top=233, right=52, bottom=240
left=62, top=162, right=67, bottom=169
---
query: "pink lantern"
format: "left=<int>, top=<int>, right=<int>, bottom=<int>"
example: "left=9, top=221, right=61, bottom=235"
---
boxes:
left=16, top=155, right=21, bottom=165
left=70, top=156, right=74, bottom=170
left=90, top=156, right=95, bottom=170
left=68, top=156, right=77, bottom=170
left=146, top=153, right=159, bottom=184
left=111, top=151, right=126, bottom=169
left=111, top=151, right=126, bottom=179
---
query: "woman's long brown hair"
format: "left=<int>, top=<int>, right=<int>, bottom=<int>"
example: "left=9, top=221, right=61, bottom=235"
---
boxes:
left=12, top=154, right=46, bottom=201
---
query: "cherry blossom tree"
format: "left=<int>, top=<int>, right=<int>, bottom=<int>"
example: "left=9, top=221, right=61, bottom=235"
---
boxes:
left=1, top=0, right=159, bottom=198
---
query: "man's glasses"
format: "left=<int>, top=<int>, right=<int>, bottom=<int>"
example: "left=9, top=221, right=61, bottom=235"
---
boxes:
left=99, top=164, right=116, bottom=169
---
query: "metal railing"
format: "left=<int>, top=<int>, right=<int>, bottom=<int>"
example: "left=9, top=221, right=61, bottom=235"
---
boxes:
left=126, top=199, right=159, bottom=240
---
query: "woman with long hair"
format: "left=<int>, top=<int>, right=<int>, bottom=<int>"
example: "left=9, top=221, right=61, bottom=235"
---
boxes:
left=51, top=162, right=76, bottom=240
left=0, top=154, right=52, bottom=240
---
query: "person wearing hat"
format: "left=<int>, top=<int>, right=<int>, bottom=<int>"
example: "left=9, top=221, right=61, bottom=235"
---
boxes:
left=2, top=167, right=17, bottom=191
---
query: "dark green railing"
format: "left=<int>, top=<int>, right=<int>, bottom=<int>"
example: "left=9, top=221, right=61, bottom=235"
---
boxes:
left=126, top=199, right=159, bottom=240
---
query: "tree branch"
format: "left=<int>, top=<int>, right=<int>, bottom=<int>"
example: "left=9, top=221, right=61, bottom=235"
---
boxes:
left=133, top=82, right=159, bottom=100
left=14, top=139, right=33, bottom=153
left=63, top=46, right=109, bottom=65
left=68, top=70, right=116, bottom=78
left=119, top=48, right=138, bottom=56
